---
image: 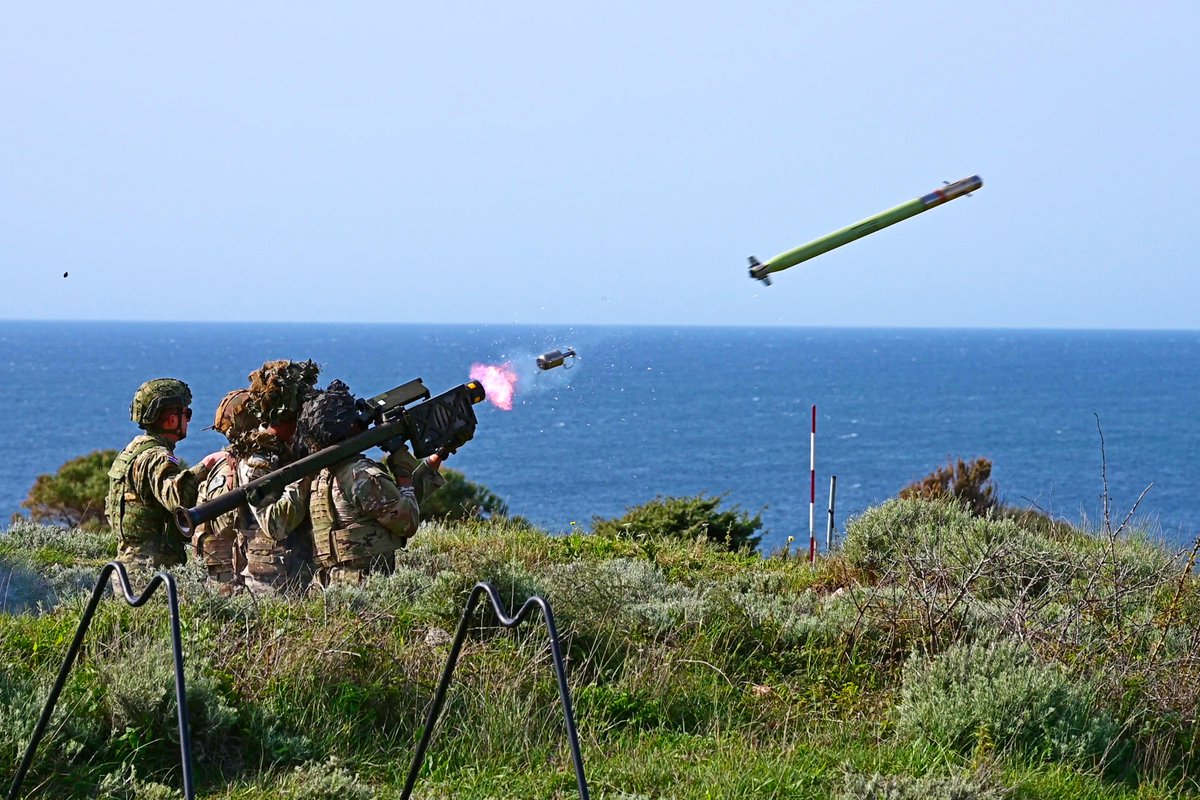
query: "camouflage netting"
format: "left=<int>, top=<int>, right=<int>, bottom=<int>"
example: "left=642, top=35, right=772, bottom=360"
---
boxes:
left=297, top=380, right=359, bottom=451
left=246, top=359, right=320, bottom=424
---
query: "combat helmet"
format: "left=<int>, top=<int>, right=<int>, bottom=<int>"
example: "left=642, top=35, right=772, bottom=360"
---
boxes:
left=130, top=378, right=193, bottom=429
left=211, top=388, right=257, bottom=441
left=297, top=380, right=359, bottom=451
left=246, top=359, right=320, bottom=425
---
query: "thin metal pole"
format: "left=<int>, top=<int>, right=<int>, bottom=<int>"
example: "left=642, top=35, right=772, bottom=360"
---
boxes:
left=826, top=475, right=837, bottom=552
left=809, top=405, right=816, bottom=563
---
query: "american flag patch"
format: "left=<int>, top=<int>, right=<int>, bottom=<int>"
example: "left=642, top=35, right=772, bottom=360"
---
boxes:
left=167, top=454, right=180, bottom=465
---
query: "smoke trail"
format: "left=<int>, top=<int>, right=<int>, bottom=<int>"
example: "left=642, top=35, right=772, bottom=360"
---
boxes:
left=469, top=362, right=519, bottom=411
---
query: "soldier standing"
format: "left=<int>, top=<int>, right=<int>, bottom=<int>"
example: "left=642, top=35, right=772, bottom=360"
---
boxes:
left=237, top=359, right=320, bottom=595
left=191, top=388, right=257, bottom=590
left=106, top=378, right=220, bottom=571
left=297, top=380, right=445, bottom=587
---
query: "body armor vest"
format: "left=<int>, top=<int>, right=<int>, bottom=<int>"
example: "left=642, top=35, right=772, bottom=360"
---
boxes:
left=239, top=453, right=305, bottom=585
left=193, top=451, right=246, bottom=578
left=310, top=459, right=394, bottom=568
left=106, top=435, right=184, bottom=566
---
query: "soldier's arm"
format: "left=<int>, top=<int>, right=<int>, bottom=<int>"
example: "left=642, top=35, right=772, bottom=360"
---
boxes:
left=239, top=459, right=310, bottom=541
left=385, top=449, right=446, bottom=504
left=133, top=450, right=206, bottom=527
left=348, top=463, right=420, bottom=540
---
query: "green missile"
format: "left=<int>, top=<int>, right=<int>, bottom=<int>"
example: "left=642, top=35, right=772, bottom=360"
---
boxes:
left=748, top=175, right=983, bottom=285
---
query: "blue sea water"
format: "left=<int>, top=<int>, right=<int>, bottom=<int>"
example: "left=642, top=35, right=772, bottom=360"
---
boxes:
left=0, top=321, right=1196, bottom=553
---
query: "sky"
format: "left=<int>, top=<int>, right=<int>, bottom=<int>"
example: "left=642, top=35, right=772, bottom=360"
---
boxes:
left=1, top=2, right=1197, bottom=329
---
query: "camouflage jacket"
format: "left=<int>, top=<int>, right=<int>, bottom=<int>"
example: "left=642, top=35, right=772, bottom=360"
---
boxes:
left=106, top=433, right=209, bottom=568
left=310, top=455, right=419, bottom=567
left=192, top=450, right=246, bottom=572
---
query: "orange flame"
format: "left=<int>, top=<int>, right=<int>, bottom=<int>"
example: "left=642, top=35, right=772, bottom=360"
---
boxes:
left=470, top=362, right=518, bottom=411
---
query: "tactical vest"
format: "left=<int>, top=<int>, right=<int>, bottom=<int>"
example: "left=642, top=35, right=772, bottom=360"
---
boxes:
left=310, top=458, right=397, bottom=568
left=239, top=454, right=300, bottom=584
left=193, top=451, right=246, bottom=576
left=106, top=435, right=185, bottom=566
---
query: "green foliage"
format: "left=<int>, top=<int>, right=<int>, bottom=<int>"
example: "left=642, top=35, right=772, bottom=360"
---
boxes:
left=418, top=467, right=510, bottom=522
left=19, top=449, right=118, bottom=530
left=271, top=757, right=375, bottom=799
left=899, top=457, right=998, bottom=516
left=0, top=514, right=1194, bottom=798
left=840, top=770, right=1004, bottom=800
left=591, top=493, right=763, bottom=551
left=896, top=638, right=1122, bottom=768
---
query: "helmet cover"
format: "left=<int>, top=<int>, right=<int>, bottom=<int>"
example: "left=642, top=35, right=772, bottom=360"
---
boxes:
left=130, top=378, right=193, bottom=429
left=297, top=379, right=359, bottom=451
left=211, top=388, right=257, bottom=441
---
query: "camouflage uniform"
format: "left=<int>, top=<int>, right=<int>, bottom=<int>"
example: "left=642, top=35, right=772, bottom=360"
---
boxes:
left=299, top=379, right=439, bottom=587
left=191, top=389, right=256, bottom=588
left=236, top=360, right=320, bottom=595
left=192, top=452, right=245, bottom=585
left=237, top=433, right=313, bottom=595
left=309, top=454, right=420, bottom=586
left=106, top=379, right=211, bottom=571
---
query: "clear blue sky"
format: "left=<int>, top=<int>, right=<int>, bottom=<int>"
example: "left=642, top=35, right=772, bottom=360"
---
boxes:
left=2, top=3, right=1197, bottom=329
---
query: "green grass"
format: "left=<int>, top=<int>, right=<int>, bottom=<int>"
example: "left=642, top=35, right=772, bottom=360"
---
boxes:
left=1, top=504, right=1198, bottom=799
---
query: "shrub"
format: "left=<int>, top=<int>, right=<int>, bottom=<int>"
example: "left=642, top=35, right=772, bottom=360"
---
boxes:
left=840, top=771, right=1004, bottom=800
left=419, top=467, right=509, bottom=522
left=895, top=638, right=1121, bottom=768
left=273, top=757, right=375, bottom=800
left=899, top=457, right=997, bottom=517
left=591, top=494, right=762, bottom=552
left=19, top=450, right=118, bottom=530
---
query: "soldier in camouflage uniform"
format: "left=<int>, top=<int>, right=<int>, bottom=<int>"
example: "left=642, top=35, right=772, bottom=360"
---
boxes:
left=237, top=359, right=321, bottom=595
left=297, top=380, right=446, bottom=588
left=106, top=378, right=221, bottom=572
left=191, top=388, right=257, bottom=590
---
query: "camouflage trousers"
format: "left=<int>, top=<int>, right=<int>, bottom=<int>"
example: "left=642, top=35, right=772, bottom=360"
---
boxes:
left=193, top=532, right=243, bottom=589
left=314, top=552, right=397, bottom=589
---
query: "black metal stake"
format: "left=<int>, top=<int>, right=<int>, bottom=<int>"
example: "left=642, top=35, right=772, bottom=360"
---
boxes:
left=7, top=561, right=195, bottom=800
left=400, top=581, right=589, bottom=800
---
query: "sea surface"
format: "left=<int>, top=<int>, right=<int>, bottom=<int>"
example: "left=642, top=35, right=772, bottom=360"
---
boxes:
left=0, top=322, right=1196, bottom=553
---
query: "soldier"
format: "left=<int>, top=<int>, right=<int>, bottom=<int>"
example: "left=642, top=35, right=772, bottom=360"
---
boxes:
left=237, top=359, right=320, bottom=595
left=298, top=380, right=445, bottom=587
left=190, top=388, right=256, bottom=590
left=106, top=378, right=221, bottom=572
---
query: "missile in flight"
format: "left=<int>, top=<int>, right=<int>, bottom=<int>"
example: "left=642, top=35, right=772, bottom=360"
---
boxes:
left=748, top=175, right=983, bottom=285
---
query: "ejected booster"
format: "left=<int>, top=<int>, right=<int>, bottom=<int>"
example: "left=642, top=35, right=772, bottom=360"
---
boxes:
left=748, top=175, right=983, bottom=285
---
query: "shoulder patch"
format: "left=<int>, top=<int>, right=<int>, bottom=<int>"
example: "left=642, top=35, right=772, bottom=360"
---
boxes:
left=167, top=453, right=180, bottom=465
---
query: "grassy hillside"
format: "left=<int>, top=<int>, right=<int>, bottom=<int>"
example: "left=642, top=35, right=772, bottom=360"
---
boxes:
left=0, top=500, right=1197, bottom=799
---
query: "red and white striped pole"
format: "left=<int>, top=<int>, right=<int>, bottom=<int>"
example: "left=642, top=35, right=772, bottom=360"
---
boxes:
left=809, top=404, right=816, bottom=563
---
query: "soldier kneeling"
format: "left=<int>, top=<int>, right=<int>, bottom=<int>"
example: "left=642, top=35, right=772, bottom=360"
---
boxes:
left=297, top=380, right=444, bottom=588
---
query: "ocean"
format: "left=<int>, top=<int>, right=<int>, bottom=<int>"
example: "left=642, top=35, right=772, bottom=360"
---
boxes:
left=0, top=321, right=1196, bottom=553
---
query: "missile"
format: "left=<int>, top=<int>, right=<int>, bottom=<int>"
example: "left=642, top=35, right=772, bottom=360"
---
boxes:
left=748, top=175, right=983, bottom=285
left=536, top=348, right=576, bottom=371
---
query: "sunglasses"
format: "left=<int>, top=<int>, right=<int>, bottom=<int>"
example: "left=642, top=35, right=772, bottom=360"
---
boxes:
left=181, top=408, right=194, bottom=421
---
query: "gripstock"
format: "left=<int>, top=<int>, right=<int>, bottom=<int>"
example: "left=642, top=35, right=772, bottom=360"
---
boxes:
left=174, top=378, right=486, bottom=536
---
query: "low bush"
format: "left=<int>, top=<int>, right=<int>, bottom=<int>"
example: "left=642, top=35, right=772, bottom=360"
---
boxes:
left=895, top=637, right=1122, bottom=769
left=591, top=494, right=762, bottom=552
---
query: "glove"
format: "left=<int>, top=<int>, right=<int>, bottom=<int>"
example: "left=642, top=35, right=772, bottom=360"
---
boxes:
left=385, top=445, right=421, bottom=481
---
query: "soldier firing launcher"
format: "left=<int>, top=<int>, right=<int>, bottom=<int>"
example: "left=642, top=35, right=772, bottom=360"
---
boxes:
left=174, top=378, right=486, bottom=536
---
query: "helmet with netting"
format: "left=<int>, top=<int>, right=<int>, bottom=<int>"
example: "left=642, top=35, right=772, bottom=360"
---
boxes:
left=211, top=388, right=257, bottom=441
left=130, top=378, right=193, bottom=429
left=297, top=380, right=359, bottom=451
left=246, top=359, right=320, bottom=424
